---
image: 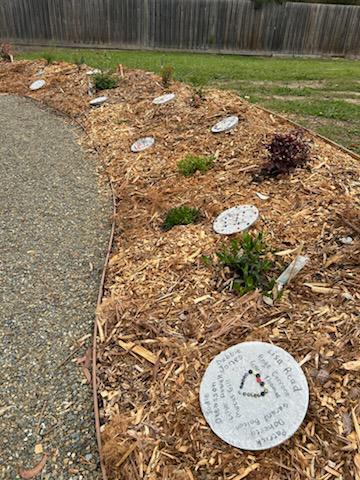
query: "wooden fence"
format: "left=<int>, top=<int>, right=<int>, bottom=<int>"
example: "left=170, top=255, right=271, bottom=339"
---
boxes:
left=0, top=0, right=359, bottom=57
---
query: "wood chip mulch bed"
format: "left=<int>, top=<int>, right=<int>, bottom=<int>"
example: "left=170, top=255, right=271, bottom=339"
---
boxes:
left=1, top=60, right=359, bottom=480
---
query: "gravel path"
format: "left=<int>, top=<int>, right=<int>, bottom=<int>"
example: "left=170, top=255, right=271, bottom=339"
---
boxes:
left=0, top=96, right=110, bottom=479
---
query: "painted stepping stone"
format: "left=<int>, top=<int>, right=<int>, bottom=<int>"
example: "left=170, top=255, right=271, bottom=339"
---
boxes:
left=131, top=137, right=155, bottom=153
left=29, top=80, right=46, bottom=91
left=89, top=96, right=108, bottom=107
left=213, top=205, right=259, bottom=235
left=199, top=341, right=309, bottom=451
left=152, top=93, right=176, bottom=105
left=211, top=115, right=239, bottom=133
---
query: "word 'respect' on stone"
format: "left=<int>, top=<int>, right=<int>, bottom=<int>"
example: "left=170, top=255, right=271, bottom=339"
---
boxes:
left=200, top=342, right=309, bottom=450
left=153, top=93, right=176, bottom=105
left=213, top=205, right=259, bottom=235
left=211, top=115, right=239, bottom=133
left=30, top=80, right=46, bottom=91
left=131, top=137, right=155, bottom=153
left=89, top=96, right=108, bottom=107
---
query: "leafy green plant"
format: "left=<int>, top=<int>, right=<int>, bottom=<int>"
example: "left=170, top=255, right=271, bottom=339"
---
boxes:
left=160, top=64, right=174, bottom=88
left=178, top=154, right=214, bottom=176
left=92, top=71, right=119, bottom=91
left=162, top=206, right=200, bottom=231
left=43, top=52, right=55, bottom=65
left=216, top=233, right=274, bottom=295
left=74, top=55, right=85, bottom=66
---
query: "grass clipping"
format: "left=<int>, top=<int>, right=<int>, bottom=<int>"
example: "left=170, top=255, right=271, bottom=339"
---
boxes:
left=1, top=60, right=360, bottom=480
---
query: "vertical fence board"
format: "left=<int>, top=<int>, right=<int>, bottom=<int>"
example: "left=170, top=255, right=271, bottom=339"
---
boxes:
left=0, top=0, right=359, bottom=57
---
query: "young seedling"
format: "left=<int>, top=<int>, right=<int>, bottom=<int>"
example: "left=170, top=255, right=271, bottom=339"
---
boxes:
left=162, top=206, right=200, bottom=231
left=160, top=64, right=174, bottom=88
left=92, top=72, right=119, bottom=91
left=216, top=232, right=274, bottom=296
left=43, top=52, right=55, bottom=65
left=177, top=155, right=214, bottom=177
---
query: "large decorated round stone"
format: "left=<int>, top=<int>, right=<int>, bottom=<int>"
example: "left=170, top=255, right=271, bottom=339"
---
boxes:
left=131, top=137, right=155, bottom=152
left=213, top=205, right=259, bottom=234
left=89, top=96, right=108, bottom=107
left=153, top=93, right=176, bottom=105
left=211, top=115, right=239, bottom=133
left=200, top=342, right=309, bottom=450
left=30, top=80, right=46, bottom=91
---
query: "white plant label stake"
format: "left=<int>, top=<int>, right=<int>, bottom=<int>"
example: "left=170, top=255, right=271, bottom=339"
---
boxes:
left=212, top=115, right=239, bottom=133
left=153, top=93, right=176, bottom=105
left=89, top=96, right=108, bottom=106
left=200, top=341, right=309, bottom=450
left=86, top=68, right=101, bottom=76
left=213, top=205, right=259, bottom=235
left=131, top=137, right=155, bottom=153
left=29, top=80, right=46, bottom=91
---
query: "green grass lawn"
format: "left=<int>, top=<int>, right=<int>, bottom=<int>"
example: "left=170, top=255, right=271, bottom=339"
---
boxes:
left=19, top=48, right=360, bottom=154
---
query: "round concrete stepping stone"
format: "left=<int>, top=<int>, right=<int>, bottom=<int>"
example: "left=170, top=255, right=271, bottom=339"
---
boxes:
left=89, top=96, right=108, bottom=107
left=213, top=205, right=259, bottom=234
left=153, top=93, right=176, bottom=105
left=30, top=80, right=46, bottom=91
left=212, top=115, right=239, bottom=133
left=200, top=341, right=309, bottom=450
left=131, top=137, right=155, bottom=153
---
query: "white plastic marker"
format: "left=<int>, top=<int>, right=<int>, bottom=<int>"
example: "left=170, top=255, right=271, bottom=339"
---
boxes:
left=276, top=255, right=309, bottom=291
left=256, top=192, right=269, bottom=201
left=89, top=96, right=108, bottom=107
left=131, top=137, right=155, bottom=153
left=30, top=80, right=46, bottom=91
left=213, top=205, right=259, bottom=235
left=86, top=69, right=101, bottom=76
left=153, top=93, right=176, bottom=105
left=211, top=115, right=239, bottom=133
left=200, top=341, right=309, bottom=450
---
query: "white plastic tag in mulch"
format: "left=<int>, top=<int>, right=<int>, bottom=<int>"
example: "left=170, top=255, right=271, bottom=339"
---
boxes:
left=30, top=80, right=46, bottom=91
left=153, top=93, right=176, bottom=105
left=213, top=205, right=259, bottom=235
left=200, top=341, right=309, bottom=450
left=89, top=96, right=108, bottom=107
left=276, top=255, right=309, bottom=291
left=211, top=115, right=239, bottom=133
left=255, top=192, right=269, bottom=201
left=131, top=137, right=155, bottom=153
left=86, top=69, right=101, bottom=76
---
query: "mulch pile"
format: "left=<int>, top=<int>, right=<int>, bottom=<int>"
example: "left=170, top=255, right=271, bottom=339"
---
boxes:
left=1, top=60, right=359, bottom=480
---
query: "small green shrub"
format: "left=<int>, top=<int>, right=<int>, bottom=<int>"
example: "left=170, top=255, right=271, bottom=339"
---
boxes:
left=160, top=64, right=174, bottom=88
left=216, top=233, right=274, bottom=295
left=92, top=72, right=119, bottom=91
left=74, top=55, right=85, bottom=66
left=178, top=155, right=214, bottom=176
left=43, top=52, right=55, bottom=65
left=162, top=206, right=200, bottom=231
